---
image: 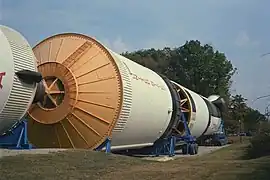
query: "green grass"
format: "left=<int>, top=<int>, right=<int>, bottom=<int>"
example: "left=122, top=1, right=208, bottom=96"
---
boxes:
left=1, top=142, right=270, bottom=180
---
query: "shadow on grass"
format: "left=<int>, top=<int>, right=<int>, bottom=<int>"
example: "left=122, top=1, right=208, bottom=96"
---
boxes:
left=0, top=150, right=149, bottom=180
left=238, top=156, right=270, bottom=180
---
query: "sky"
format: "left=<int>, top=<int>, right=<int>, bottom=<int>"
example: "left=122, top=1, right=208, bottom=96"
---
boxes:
left=1, top=0, right=270, bottom=112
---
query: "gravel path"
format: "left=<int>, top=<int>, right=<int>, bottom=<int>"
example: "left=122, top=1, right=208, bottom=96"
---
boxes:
left=0, top=148, right=67, bottom=158
left=143, top=145, right=231, bottom=161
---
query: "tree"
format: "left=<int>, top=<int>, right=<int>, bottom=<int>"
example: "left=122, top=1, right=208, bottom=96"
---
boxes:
left=230, top=94, right=248, bottom=119
left=244, top=108, right=267, bottom=132
left=225, top=94, right=248, bottom=133
left=122, top=48, right=170, bottom=73
left=170, top=40, right=236, bottom=97
left=226, top=94, right=266, bottom=134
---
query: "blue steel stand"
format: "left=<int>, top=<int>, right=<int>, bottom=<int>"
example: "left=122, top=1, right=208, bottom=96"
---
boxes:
left=213, top=119, right=228, bottom=146
left=94, top=137, right=111, bottom=153
left=198, top=119, right=228, bottom=146
left=0, top=120, right=32, bottom=149
left=150, top=113, right=198, bottom=157
left=150, top=136, right=176, bottom=157
left=219, top=119, right=225, bottom=133
left=178, top=113, right=198, bottom=155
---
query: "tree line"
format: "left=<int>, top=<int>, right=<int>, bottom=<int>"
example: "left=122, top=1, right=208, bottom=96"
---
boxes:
left=121, top=40, right=267, bottom=134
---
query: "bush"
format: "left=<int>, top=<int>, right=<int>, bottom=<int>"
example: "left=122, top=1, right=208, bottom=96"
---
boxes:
left=247, top=122, right=270, bottom=158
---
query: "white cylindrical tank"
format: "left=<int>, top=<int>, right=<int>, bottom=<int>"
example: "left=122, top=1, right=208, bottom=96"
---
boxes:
left=109, top=52, right=174, bottom=150
left=27, top=33, right=177, bottom=150
left=171, top=81, right=222, bottom=138
left=0, top=25, right=39, bottom=135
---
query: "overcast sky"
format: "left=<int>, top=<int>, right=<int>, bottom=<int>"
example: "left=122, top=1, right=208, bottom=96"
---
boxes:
left=1, top=0, right=270, bottom=112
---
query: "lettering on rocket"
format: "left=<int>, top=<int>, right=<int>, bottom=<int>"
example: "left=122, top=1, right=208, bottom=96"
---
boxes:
left=0, top=72, right=6, bottom=89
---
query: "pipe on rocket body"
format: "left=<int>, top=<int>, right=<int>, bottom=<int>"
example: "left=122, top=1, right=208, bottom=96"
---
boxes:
left=107, top=51, right=179, bottom=150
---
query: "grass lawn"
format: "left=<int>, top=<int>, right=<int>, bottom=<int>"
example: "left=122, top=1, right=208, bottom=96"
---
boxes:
left=1, top=140, right=270, bottom=180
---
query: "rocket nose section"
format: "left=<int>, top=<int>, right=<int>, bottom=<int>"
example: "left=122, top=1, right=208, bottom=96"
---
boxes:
left=207, top=95, right=220, bottom=102
left=208, top=95, right=226, bottom=112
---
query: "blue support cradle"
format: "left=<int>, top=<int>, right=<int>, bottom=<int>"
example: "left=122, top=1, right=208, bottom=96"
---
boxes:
left=0, top=119, right=32, bottom=149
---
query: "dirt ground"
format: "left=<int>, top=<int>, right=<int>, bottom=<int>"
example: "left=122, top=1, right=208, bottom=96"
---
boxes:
left=1, top=141, right=270, bottom=180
